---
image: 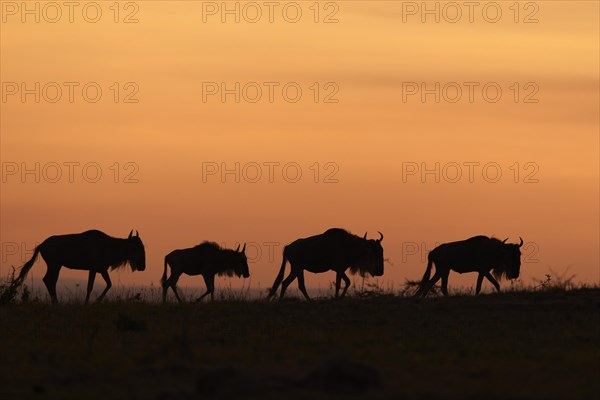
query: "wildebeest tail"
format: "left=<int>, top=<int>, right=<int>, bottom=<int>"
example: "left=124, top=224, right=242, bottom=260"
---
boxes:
left=15, top=244, right=42, bottom=286
left=160, top=256, right=169, bottom=287
left=415, top=254, right=434, bottom=295
left=268, top=247, right=288, bottom=299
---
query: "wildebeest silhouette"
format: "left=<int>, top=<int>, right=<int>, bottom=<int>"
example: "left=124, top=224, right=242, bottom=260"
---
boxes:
left=415, top=235, right=524, bottom=297
left=267, top=228, right=384, bottom=300
left=161, top=242, right=250, bottom=303
left=15, top=229, right=146, bottom=304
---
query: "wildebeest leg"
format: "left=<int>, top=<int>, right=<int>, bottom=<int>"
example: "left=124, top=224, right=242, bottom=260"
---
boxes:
left=42, top=264, right=61, bottom=304
left=162, top=281, right=168, bottom=303
left=85, top=271, right=96, bottom=304
left=420, top=272, right=442, bottom=297
left=171, top=285, right=183, bottom=303
left=335, top=273, right=342, bottom=297
left=96, top=270, right=112, bottom=302
left=164, top=271, right=183, bottom=303
left=208, top=275, right=215, bottom=301
left=484, top=272, right=501, bottom=292
left=441, top=272, right=450, bottom=296
left=475, top=273, right=485, bottom=295
left=340, top=273, right=351, bottom=298
left=279, top=270, right=298, bottom=300
left=297, top=270, right=310, bottom=300
left=196, top=275, right=215, bottom=302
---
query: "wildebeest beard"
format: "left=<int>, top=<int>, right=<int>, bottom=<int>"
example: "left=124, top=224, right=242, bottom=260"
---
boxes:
left=349, top=259, right=376, bottom=277
left=109, top=238, right=145, bottom=272
left=490, top=241, right=521, bottom=281
left=216, top=256, right=241, bottom=277
left=348, top=243, right=382, bottom=277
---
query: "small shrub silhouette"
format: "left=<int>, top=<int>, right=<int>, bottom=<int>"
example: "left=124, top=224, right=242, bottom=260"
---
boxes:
left=534, top=267, right=576, bottom=291
left=0, top=267, right=22, bottom=305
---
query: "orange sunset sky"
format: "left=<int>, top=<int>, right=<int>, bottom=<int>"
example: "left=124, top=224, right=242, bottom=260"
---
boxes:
left=1, top=1, right=598, bottom=294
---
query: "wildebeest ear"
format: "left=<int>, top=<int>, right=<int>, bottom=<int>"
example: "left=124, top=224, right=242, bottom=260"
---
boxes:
left=363, top=232, right=368, bottom=240
left=241, top=243, right=246, bottom=253
left=502, top=238, right=508, bottom=244
left=235, top=244, right=240, bottom=252
left=128, top=230, right=133, bottom=239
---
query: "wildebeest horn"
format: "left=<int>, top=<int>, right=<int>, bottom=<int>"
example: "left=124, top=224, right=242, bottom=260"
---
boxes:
left=378, top=231, right=384, bottom=242
left=235, top=244, right=240, bottom=252
left=135, top=230, right=139, bottom=237
left=519, top=237, right=524, bottom=247
left=128, top=230, right=133, bottom=239
left=502, top=238, right=508, bottom=244
left=363, top=232, right=368, bottom=240
left=241, top=243, right=246, bottom=253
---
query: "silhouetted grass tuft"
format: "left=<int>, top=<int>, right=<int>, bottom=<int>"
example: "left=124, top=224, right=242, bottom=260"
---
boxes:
left=0, top=267, right=24, bottom=305
left=402, top=278, right=441, bottom=296
left=533, top=267, right=577, bottom=291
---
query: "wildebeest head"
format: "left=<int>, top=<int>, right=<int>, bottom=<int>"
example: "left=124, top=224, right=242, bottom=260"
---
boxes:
left=494, top=237, right=523, bottom=280
left=352, top=232, right=384, bottom=277
left=232, top=243, right=250, bottom=278
left=127, top=230, right=146, bottom=271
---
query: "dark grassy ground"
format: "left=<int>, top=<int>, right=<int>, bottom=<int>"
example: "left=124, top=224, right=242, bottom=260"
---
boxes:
left=0, top=288, right=598, bottom=400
